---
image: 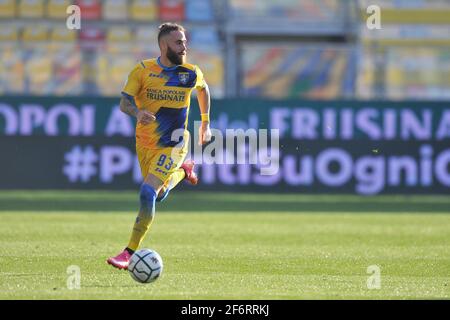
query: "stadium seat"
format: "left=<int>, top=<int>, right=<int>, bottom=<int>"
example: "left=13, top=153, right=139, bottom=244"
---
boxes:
left=25, top=49, right=53, bottom=94
left=103, top=0, right=128, bottom=21
left=189, top=48, right=224, bottom=97
left=135, top=26, right=158, bottom=44
left=0, top=24, right=18, bottom=42
left=75, top=0, right=101, bottom=20
left=96, top=53, right=136, bottom=96
left=106, top=26, right=133, bottom=52
left=0, top=0, right=15, bottom=18
left=158, top=0, right=185, bottom=21
left=130, top=0, right=157, bottom=21
left=185, top=0, right=213, bottom=22
left=79, top=26, right=105, bottom=49
left=49, top=27, right=77, bottom=43
left=47, top=0, right=71, bottom=19
left=18, top=0, right=45, bottom=18
left=0, top=46, right=25, bottom=94
left=21, top=25, right=49, bottom=42
left=51, top=46, right=83, bottom=95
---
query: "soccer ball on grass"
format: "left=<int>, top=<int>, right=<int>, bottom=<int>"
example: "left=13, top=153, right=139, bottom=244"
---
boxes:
left=128, top=249, right=163, bottom=283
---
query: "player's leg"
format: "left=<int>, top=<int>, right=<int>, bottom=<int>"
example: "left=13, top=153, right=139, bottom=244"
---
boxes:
left=155, top=163, right=197, bottom=202
left=107, top=145, right=163, bottom=269
left=155, top=169, right=183, bottom=202
left=107, top=144, right=196, bottom=269
left=127, top=173, right=164, bottom=251
left=126, top=148, right=188, bottom=245
left=155, top=131, right=197, bottom=202
left=156, top=161, right=186, bottom=202
left=107, top=173, right=163, bottom=270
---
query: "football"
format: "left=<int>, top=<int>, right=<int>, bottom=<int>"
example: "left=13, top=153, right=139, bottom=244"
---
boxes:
left=128, top=249, right=163, bottom=284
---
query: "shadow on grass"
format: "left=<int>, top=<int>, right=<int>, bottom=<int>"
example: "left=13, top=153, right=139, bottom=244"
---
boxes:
left=0, top=191, right=449, bottom=213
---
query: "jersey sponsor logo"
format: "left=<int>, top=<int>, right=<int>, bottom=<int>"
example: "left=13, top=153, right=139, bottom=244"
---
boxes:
left=178, top=72, right=190, bottom=85
left=146, top=88, right=186, bottom=102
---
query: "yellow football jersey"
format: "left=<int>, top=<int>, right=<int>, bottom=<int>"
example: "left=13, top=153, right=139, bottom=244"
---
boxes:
left=122, top=57, right=206, bottom=149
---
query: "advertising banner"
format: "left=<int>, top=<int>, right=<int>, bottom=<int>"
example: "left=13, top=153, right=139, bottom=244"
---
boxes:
left=1, top=96, right=449, bottom=194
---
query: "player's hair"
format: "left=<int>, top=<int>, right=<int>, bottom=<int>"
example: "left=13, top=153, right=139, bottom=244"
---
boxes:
left=157, top=22, right=186, bottom=45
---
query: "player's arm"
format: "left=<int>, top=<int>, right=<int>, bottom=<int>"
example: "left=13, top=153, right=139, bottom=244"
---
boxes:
left=196, top=72, right=212, bottom=145
left=120, top=94, right=155, bottom=125
left=120, top=94, right=139, bottom=117
left=120, top=62, right=155, bottom=125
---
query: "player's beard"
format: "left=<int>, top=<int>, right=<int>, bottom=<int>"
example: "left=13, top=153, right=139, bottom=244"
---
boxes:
left=166, top=46, right=185, bottom=65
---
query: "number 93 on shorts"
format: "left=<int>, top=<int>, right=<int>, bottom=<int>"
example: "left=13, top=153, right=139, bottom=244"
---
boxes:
left=136, top=145, right=188, bottom=183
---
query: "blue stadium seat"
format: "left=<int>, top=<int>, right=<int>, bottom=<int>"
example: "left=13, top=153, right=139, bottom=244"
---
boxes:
left=185, top=0, right=213, bottom=22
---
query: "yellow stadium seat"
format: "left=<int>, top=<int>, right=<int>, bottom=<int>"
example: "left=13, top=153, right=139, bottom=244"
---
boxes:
left=130, top=0, right=157, bottom=21
left=103, top=0, right=128, bottom=20
left=96, top=53, right=136, bottom=96
left=0, top=0, right=15, bottom=18
left=106, top=26, right=133, bottom=43
left=0, top=46, right=25, bottom=94
left=0, top=24, right=18, bottom=41
left=189, top=49, right=224, bottom=97
left=106, top=27, right=134, bottom=53
left=49, top=27, right=77, bottom=43
left=18, top=0, right=45, bottom=18
left=47, top=0, right=71, bottom=19
left=21, top=25, right=48, bottom=42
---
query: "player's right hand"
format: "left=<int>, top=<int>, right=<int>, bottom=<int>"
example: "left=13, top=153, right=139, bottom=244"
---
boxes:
left=137, top=110, right=156, bottom=125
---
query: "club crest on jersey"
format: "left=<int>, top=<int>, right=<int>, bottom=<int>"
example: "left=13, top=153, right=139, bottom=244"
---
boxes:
left=178, top=72, right=189, bottom=85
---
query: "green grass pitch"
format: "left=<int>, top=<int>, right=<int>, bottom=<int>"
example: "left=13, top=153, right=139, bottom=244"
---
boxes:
left=0, top=191, right=449, bottom=299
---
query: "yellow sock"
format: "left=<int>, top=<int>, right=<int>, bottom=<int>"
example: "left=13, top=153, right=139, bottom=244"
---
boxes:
left=127, top=215, right=153, bottom=251
left=127, top=184, right=156, bottom=251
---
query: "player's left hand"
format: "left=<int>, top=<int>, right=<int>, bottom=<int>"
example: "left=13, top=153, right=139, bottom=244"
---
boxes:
left=199, top=122, right=212, bottom=145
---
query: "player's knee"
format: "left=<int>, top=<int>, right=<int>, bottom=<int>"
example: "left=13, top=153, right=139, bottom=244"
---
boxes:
left=139, top=183, right=156, bottom=217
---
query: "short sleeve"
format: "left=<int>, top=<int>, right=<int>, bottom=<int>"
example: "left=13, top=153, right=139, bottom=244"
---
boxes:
left=194, top=65, right=207, bottom=90
left=122, top=63, right=143, bottom=97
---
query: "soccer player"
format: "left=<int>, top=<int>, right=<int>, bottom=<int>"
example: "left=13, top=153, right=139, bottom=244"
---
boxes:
left=107, top=23, right=212, bottom=269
